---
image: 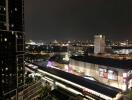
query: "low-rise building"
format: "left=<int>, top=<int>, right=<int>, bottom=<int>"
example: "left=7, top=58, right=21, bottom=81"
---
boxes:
left=69, top=54, right=132, bottom=91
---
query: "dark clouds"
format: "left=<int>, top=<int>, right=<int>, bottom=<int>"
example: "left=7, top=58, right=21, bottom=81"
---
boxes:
left=24, top=0, right=132, bottom=41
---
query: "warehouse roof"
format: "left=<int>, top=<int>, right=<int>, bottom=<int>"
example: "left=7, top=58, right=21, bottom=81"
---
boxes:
left=70, top=55, right=132, bottom=69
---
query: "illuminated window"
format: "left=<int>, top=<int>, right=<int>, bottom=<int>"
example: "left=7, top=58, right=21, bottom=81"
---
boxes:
left=12, top=31, right=14, bottom=35
left=108, top=70, right=118, bottom=80
left=123, top=73, right=127, bottom=78
left=5, top=67, right=8, bottom=71
left=11, top=24, right=14, bottom=27
left=15, top=8, right=18, bottom=11
left=2, top=79, right=4, bottom=83
left=16, top=34, right=18, bottom=38
left=1, top=60, right=3, bottom=64
left=123, top=73, right=128, bottom=83
left=99, top=68, right=108, bottom=78
left=4, top=38, right=7, bottom=42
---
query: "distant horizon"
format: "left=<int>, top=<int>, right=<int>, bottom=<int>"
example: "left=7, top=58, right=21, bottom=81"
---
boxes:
left=25, top=37, right=132, bottom=43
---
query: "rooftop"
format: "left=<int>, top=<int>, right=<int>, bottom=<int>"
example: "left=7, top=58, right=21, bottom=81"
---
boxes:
left=70, top=54, right=132, bottom=69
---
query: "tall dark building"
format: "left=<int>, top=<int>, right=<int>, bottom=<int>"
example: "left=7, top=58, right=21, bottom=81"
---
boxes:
left=0, top=0, right=24, bottom=99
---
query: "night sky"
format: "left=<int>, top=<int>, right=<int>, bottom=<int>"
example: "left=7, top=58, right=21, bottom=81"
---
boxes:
left=25, top=0, right=132, bottom=41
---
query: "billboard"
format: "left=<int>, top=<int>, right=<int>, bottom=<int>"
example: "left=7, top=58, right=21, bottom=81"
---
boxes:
left=99, top=68, right=118, bottom=80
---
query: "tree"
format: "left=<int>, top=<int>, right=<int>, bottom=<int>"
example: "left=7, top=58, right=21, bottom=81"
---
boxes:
left=40, top=83, right=51, bottom=99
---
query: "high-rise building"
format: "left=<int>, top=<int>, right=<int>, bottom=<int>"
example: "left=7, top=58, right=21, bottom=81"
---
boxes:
left=94, top=35, right=105, bottom=54
left=0, top=0, right=24, bottom=99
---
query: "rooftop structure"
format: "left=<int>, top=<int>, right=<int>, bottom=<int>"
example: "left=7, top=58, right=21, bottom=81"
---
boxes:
left=94, top=35, right=106, bottom=54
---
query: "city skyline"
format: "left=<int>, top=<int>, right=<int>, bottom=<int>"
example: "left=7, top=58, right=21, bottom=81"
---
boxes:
left=1, top=0, right=132, bottom=99
left=25, top=0, right=132, bottom=41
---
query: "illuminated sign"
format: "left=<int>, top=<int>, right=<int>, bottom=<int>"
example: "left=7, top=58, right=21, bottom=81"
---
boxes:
left=99, top=68, right=108, bottom=78
left=108, top=70, right=117, bottom=80
left=123, top=73, right=128, bottom=83
left=99, top=68, right=118, bottom=80
left=128, top=70, right=132, bottom=77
